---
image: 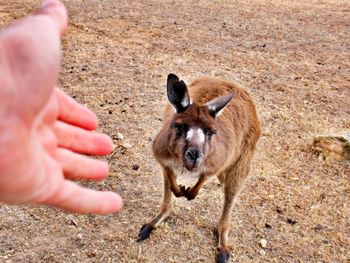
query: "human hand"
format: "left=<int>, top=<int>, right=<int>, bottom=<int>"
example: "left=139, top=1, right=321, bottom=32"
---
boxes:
left=0, top=0, right=123, bottom=214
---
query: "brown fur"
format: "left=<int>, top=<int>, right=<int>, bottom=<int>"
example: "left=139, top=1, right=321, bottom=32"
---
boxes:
left=140, top=76, right=261, bottom=262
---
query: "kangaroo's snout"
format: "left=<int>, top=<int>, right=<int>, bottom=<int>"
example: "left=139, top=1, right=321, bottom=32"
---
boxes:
left=184, top=148, right=204, bottom=171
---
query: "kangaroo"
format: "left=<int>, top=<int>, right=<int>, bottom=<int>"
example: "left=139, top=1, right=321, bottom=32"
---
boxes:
left=138, top=74, right=261, bottom=263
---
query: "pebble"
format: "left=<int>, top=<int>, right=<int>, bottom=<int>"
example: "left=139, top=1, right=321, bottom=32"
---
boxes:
left=260, top=239, right=267, bottom=248
left=287, top=218, right=297, bottom=225
left=132, top=164, right=140, bottom=170
left=314, top=224, right=324, bottom=231
left=116, top=133, right=124, bottom=140
left=123, top=143, right=132, bottom=148
left=70, top=219, right=78, bottom=226
left=259, top=249, right=266, bottom=256
left=265, top=223, right=272, bottom=229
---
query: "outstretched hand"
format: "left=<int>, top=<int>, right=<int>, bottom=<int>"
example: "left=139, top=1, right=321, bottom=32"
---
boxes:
left=0, top=0, right=123, bottom=214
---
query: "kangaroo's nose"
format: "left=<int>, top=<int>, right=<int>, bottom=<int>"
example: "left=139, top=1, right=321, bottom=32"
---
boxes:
left=185, top=149, right=202, bottom=161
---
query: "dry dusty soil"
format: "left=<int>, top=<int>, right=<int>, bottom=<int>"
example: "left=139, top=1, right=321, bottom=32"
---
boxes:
left=0, top=0, right=349, bottom=262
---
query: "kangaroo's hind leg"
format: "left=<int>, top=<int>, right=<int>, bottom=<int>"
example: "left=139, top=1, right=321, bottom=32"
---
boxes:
left=216, top=150, right=254, bottom=263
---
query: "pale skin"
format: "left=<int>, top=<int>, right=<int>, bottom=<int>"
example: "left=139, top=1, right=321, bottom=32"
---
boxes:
left=0, top=0, right=123, bottom=214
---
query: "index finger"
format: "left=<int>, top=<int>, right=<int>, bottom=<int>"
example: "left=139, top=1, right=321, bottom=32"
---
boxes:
left=56, top=88, right=99, bottom=131
left=38, top=0, right=68, bottom=36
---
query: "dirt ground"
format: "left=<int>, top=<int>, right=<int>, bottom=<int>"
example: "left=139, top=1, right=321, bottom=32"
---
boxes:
left=0, top=0, right=349, bottom=262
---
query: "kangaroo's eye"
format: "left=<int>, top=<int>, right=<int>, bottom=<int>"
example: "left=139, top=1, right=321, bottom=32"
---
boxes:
left=206, top=129, right=217, bottom=138
left=174, top=123, right=186, bottom=136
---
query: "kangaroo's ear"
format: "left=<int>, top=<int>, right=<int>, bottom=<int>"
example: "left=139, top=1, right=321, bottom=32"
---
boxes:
left=167, top=73, right=190, bottom=113
left=206, top=92, right=234, bottom=118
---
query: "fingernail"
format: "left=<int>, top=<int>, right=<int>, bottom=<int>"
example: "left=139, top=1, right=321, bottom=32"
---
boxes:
left=40, top=0, right=58, bottom=9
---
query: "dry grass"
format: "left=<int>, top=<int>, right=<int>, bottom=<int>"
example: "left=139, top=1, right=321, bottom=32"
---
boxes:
left=0, top=0, right=349, bottom=262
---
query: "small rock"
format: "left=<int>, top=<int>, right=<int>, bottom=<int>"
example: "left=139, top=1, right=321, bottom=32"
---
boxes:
left=260, top=239, right=267, bottom=248
left=314, top=224, right=324, bottom=231
left=123, top=143, right=132, bottom=149
left=76, top=233, right=83, bottom=240
left=319, top=193, right=326, bottom=200
left=132, top=164, right=140, bottom=171
left=312, top=133, right=350, bottom=161
left=259, top=249, right=266, bottom=256
left=276, top=207, right=283, bottom=214
left=87, top=251, right=97, bottom=258
left=70, top=219, right=78, bottom=226
left=264, top=223, right=272, bottom=229
left=116, top=133, right=124, bottom=140
left=6, top=241, right=13, bottom=251
left=287, top=218, right=297, bottom=225
left=30, top=213, right=40, bottom=220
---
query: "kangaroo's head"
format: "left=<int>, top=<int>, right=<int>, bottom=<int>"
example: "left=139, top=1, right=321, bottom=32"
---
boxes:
left=166, top=74, right=234, bottom=172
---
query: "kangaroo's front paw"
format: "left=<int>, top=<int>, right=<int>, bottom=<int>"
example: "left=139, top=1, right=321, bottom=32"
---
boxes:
left=137, top=223, right=154, bottom=242
left=177, top=185, right=197, bottom=200
left=179, top=185, right=197, bottom=200
left=216, top=247, right=230, bottom=263
left=177, top=184, right=188, bottom=197
left=184, top=187, right=197, bottom=200
left=172, top=185, right=185, bottom=197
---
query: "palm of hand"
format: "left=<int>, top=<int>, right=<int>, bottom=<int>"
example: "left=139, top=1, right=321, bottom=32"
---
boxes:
left=0, top=1, right=122, bottom=214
